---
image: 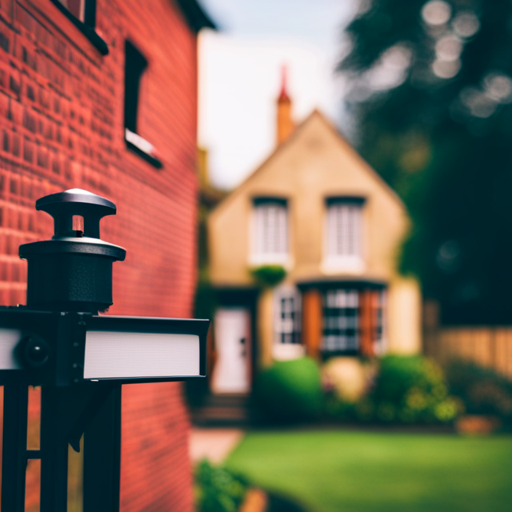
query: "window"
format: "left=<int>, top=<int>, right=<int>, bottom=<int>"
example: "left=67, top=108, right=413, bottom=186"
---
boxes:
left=321, top=287, right=386, bottom=356
left=322, top=289, right=359, bottom=353
left=273, top=287, right=303, bottom=360
left=324, top=197, right=365, bottom=272
left=124, top=41, right=162, bottom=168
left=275, top=288, right=301, bottom=345
left=56, top=0, right=87, bottom=22
left=251, top=198, right=288, bottom=265
left=51, top=1, right=108, bottom=55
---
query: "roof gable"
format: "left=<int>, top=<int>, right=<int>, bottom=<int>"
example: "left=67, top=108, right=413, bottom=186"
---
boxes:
left=211, top=110, right=404, bottom=222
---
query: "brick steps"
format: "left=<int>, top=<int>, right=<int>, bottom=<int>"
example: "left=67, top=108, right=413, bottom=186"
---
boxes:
left=190, top=394, right=260, bottom=427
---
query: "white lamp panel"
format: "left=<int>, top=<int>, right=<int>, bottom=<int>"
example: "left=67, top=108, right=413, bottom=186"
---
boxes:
left=0, top=329, right=22, bottom=370
left=84, top=331, right=200, bottom=379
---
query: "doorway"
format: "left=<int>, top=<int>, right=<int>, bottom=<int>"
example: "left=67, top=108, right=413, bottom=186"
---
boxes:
left=211, top=309, right=251, bottom=394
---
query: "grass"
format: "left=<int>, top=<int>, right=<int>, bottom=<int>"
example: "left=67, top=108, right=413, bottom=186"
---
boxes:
left=225, top=430, right=512, bottom=512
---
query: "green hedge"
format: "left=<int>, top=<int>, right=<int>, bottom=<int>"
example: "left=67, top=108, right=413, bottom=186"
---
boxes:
left=446, top=360, right=512, bottom=425
left=194, top=460, right=249, bottom=512
left=254, top=357, right=323, bottom=423
left=326, top=355, right=462, bottom=424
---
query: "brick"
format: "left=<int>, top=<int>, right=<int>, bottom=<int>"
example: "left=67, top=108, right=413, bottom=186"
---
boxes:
left=0, top=92, right=8, bottom=119
left=8, top=97, right=23, bottom=124
left=8, top=68, right=21, bottom=99
left=22, top=135, right=34, bottom=163
left=11, top=131, right=21, bottom=158
left=0, top=62, right=9, bottom=93
left=0, top=0, right=201, bottom=510
left=23, top=107, right=37, bottom=133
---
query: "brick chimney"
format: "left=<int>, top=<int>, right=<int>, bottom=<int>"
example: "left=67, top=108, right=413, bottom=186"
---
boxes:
left=276, top=65, right=295, bottom=145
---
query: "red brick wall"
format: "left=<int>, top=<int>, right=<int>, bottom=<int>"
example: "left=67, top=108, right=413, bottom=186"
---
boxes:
left=0, top=0, right=199, bottom=510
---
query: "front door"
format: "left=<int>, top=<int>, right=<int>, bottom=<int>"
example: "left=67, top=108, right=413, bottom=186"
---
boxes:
left=211, top=309, right=250, bottom=394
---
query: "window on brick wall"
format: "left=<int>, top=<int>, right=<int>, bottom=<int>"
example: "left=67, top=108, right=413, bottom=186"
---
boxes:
left=51, top=0, right=108, bottom=55
left=56, top=0, right=88, bottom=23
left=124, top=40, right=162, bottom=168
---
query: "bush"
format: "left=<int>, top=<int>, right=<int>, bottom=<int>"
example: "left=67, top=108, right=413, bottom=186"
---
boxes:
left=254, top=357, right=323, bottom=423
left=326, top=355, right=462, bottom=424
left=446, top=360, right=512, bottom=425
left=250, top=265, right=287, bottom=288
left=365, top=355, right=462, bottom=424
left=194, top=459, right=249, bottom=512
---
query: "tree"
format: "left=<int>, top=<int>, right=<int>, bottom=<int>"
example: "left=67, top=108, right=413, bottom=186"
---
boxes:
left=340, top=0, right=512, bottom=324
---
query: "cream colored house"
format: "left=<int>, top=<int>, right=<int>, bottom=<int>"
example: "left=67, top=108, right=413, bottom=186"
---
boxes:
left=207, top=82, right=421, bottom=395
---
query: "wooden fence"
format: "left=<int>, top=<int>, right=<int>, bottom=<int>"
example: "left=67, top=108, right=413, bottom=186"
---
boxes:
left=424, top=327, right=512, bottom=379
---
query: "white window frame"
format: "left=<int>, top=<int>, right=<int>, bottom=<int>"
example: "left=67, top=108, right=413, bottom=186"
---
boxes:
left=273, top=286, right=304, bottom=360
left=373, top=289, right=387, bottom=356
left=250, top=198, right=289, bottom=266
left=323, top=198, right=365, bottom=274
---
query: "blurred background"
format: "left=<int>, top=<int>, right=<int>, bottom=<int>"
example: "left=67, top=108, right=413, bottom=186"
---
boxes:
left=191, top=1, right=512, bottom=512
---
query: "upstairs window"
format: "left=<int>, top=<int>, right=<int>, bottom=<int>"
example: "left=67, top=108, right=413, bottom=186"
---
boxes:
left=251, top=197, right=288, bottom=265
left=124, top=40, right=147, bottom=135
left=124, top=40, right=162, bottom=168
left=51, top=1, right=108, bottom=54
left=56, top=0, right=89, bottom=23
left=324, top=197, right=365, bottom=272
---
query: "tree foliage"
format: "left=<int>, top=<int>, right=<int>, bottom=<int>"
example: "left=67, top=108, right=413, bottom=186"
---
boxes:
left=340, top=0, right=512, bottom=324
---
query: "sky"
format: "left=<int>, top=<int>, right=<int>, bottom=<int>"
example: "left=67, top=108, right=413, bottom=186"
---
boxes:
left=198, top=0, right=357, bottom=190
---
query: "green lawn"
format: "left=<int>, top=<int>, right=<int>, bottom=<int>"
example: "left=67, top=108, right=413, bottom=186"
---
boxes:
left=225, top=430, right=512, bottom=512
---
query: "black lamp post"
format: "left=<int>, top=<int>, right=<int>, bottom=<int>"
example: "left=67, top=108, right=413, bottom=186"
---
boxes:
left=0, top=189, right=209, bottom=512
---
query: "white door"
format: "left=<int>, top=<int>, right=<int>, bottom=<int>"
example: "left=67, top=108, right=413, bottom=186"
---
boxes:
left=211, top=309, right=250, bottom=394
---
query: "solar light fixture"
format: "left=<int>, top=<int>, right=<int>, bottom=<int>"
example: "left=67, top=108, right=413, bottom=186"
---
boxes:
left=0, top=189, right=210, bottom=512
left=0, top=310, right=209, bottom=386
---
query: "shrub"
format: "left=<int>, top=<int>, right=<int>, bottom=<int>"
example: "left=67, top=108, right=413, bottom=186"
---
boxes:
left=194, top=459, right=249, bottom=512
left=324, top=355, right=462, bottom=424
left=254, top=357, right=323, bottom=423
left=446, top=360, right=512, bottom=425
left=364, top=355, right=462, bottom=424
left=250, top=265, right=287, bottom=288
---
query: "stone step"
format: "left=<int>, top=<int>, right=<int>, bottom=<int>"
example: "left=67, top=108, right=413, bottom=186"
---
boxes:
left=190, top=393, right=258, bottom=427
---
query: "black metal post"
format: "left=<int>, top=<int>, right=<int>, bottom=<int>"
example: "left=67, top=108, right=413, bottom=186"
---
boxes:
left=83, top=385, right=122, bottom=512
left=40, top=387, right=70, bottom=512
left=1, top=386, right=29, bottom=512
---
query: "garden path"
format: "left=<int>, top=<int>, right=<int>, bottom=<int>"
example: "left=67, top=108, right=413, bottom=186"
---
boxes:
left=189, top=427, right=245, bottom=464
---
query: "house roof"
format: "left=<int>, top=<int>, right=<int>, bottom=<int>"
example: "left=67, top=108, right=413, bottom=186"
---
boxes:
left=211, top=109, right=405, bottom=221
left=174, top=0, right=216, bottom=33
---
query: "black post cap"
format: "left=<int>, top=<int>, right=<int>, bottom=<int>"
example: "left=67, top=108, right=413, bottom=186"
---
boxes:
left=36, top=188, right=116, bottom=239
left=20, top=189, right=126, bottom=312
